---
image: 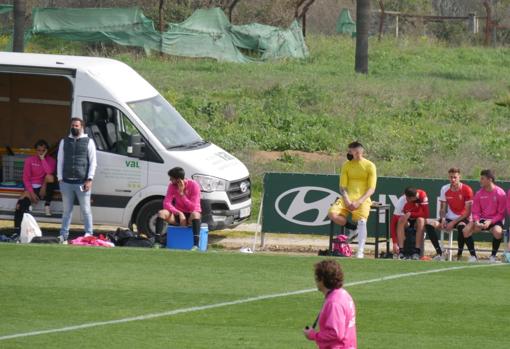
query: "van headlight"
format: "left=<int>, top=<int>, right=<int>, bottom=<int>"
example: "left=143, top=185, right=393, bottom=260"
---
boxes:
left=192, top=174, right=227, bottom=192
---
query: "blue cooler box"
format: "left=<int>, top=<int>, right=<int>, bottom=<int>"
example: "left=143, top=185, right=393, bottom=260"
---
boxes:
left=166, top=225, right=208, bottom=251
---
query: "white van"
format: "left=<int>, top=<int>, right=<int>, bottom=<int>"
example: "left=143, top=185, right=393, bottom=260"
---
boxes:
left=0, top=52, right=251, bottom=233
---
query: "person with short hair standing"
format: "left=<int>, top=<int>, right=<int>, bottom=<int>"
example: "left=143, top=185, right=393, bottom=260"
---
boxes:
left=463, top=169, right=506, bottom=263
left=57, top=118, right=97, bottom=243
left=303, top=259, right=357, bottom=349
left=155, top=167, right=202, bottom=247
left=328, top=142, right=377, bottom=259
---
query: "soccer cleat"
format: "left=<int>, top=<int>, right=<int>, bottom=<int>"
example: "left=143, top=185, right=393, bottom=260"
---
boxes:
left=411, top=253, right=420, bottom=260
left=468, top=255, right=478, bottom=263
left=398, top=252, right=406, bottom=260
left=488, top=255, right=499, bottom=264
left=432, top=254, right=445, bottom=261
left=44, top=205, right=51, bottom=216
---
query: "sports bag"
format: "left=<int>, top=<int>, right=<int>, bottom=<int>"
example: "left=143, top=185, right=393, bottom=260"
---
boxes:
left=332, top=234, right=352, bottom=257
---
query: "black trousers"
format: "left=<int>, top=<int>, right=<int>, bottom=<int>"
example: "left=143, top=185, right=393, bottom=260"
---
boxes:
left=14, top=184, right=56, bottom=229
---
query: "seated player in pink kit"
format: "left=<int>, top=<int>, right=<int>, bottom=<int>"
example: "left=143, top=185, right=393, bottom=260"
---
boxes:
left=155, top=167, right=202, bottom=247
left=304, top=260, right=357, bottom=349
left=463, top=169, right=506, bottom=263
left=13, top=139, right=57, bottom=237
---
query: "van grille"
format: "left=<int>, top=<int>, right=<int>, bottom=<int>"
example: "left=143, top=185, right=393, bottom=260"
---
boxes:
left=227, top=178, right=251, bottom=205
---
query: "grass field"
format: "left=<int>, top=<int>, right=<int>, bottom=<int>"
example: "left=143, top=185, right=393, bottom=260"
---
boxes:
left=0, top=244, right=508, bottom=348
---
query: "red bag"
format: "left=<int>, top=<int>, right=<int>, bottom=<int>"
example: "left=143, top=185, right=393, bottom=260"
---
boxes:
left=332, top=234, right=352, bottom=257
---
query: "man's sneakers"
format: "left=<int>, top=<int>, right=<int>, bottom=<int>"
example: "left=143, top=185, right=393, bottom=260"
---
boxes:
left=411, top=253, right=420, bottom=260
left=44, top=205, right=51, bottom=217
left=488, top=255, right=500, bottom=264
left=468, top=255, right=478, bottom=263
left=398, top=252, right=406, bottom=260
left=355, top=251, right=364, bottom=259
left=58, top=235, right=68, bottom=245
left=432, top=254, right=445, bottom=261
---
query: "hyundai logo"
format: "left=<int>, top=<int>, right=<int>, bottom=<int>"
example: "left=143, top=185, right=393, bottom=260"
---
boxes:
left=275, top=186, right=339, bottom=226
left=239, top=181, right=249, bottom=193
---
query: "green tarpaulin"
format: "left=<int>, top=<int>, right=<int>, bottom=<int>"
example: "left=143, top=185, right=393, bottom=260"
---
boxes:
left=32, top=7, right=161, bottom=54
left=28, top=7, right=308, bottom=62
left=336, top=8, right=356, bottom=36
left=162, top=8, right=249, bottom=62
left=0, top=4, right=12, bottom=15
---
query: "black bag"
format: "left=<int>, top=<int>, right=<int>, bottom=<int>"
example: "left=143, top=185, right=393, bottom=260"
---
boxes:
left=124, top=236, right=154, bottom=248
left=404, top=227, right=417, bottom=255
left=107, top=228, right=135, bottom=246
left=31, top=236, right=59, bottom=244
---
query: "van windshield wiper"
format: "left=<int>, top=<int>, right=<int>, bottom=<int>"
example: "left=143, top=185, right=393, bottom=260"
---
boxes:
left=166, top=140, right=208, bottom=150
left=182, top=140, right=209, bottom=148
left=167, top=144, right=188, bottom=150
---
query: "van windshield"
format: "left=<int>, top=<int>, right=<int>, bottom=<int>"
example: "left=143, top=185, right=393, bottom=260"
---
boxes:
left=128, top=95, right=205, bottom=149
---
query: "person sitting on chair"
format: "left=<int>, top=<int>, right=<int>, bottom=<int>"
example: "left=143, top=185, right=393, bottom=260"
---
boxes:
left=13, top=139, right=57, bottom=237
left=155, top=167, right=202, bottom=247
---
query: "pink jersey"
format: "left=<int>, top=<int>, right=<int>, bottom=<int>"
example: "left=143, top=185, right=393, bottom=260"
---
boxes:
left=162, top=179, right=202, bottom=215
left=472, top=185, right=506, bottom=223
left=307, top=288, right=357, bottom=349
left=507, top=189, right=510, bottom=217
left=22, top=155, right=56, bottom=193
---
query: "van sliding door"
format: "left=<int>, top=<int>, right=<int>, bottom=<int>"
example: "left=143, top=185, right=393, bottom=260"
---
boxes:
left=78, top=98, right=149, bottom=225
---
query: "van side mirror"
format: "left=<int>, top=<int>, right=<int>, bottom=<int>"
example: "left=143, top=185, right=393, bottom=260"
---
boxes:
left=127, top=134, right=145, bottom=159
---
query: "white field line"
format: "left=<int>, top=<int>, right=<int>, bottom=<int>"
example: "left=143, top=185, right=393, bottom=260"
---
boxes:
left=0, top=263, right=506, bottom=341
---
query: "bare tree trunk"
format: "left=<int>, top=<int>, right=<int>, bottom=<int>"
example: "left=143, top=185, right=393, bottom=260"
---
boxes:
left=355, top=0, right=370, bottom=74
left=159, top=0, right=165, bottom=32
left=13, top=0, right=26, bottom=53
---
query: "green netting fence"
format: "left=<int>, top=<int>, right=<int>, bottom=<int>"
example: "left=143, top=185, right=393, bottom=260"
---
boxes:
left=3, top=6, right=308, bottom=62
left=336, top=8, right=356, bottom=37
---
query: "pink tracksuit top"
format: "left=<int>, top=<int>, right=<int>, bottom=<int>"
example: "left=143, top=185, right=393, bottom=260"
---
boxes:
left=472, top=185, right=506, bottom=223
left=307, top=288, right=357, bottom=349
left=162, top=179, right=202, bottom=214
left=22, top=155, right=56, bottom=193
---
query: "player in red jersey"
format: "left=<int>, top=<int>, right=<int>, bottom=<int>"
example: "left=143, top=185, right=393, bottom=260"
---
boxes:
left=438, top=168, right=473, bottom=260
left=396, top=187, right=430, bottom=260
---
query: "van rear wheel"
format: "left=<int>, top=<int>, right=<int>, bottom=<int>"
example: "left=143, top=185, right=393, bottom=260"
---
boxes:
left=135, top=199, right=163, bottom=236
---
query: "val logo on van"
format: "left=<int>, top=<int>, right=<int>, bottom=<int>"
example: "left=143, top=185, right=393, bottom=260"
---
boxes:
left=125, top=160, right=140, bottom=168
left=274, top=186, right=339, bottom=226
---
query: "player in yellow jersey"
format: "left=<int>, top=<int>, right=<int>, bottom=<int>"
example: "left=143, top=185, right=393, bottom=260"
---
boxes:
left=328, top=142, right=377, bottom=258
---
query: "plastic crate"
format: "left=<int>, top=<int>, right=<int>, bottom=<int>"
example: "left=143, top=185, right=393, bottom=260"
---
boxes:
left=2, top=155, right=28, bottom=182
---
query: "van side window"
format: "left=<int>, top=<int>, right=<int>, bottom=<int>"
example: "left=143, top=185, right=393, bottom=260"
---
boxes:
left=82, top=102, right=140, bottom=156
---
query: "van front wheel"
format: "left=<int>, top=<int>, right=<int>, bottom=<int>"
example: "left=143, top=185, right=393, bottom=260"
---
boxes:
left=135, top=199, right=163, bottom=236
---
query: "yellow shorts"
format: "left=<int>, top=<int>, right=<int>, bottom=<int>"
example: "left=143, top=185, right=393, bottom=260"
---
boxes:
left=329, top=198, right=371, bottom=221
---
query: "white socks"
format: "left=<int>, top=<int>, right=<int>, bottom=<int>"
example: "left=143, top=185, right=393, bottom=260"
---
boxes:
left=356, top=219, right=367, bottom=258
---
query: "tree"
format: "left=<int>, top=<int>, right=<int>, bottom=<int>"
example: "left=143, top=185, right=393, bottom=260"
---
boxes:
left=355, top=0, right=370, bottom=74
left=13, top=0, right=26, bottom=52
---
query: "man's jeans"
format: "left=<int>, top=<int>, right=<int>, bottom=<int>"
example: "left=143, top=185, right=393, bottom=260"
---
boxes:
left=59, top=182, right=93, bottom=239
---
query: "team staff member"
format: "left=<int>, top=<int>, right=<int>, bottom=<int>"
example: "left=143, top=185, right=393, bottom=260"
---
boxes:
left=397, top=187, right=430, bottom=260
left=57, top=118, right=97, bottom=243
left=156, top=167, right=202, bottom=247
left=304, top=260, right=357, bottom=349
left=328, top=142, right=377, bottom=259
left=438, top=168, right=473, bottom=260
left=463, top=169, right=506, bottom=263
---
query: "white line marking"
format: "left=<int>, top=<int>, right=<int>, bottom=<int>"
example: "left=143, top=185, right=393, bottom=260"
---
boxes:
left=0, top=263, right=506, bottom=341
